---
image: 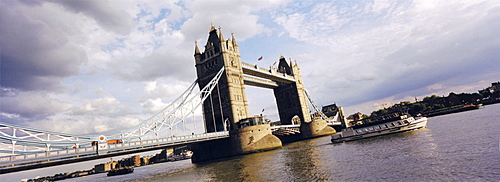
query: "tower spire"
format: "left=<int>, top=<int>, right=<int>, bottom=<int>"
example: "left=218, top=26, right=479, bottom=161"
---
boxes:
left=231, top=32, right=238, bottom=46
left=209, top=23, right=216, bottom=32
left=194, top=40, right=201, bottom=55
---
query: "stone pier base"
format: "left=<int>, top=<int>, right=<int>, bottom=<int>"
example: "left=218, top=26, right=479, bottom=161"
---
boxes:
left=300, top=120, right=336, bottom=139
left=190, top=124, right=282, bottom=163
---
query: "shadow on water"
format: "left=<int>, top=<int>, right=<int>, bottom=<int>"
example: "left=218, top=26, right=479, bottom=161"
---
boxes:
left=159, top=136, right=337, bottom=181
left=279, top=136, right=333, bottom=181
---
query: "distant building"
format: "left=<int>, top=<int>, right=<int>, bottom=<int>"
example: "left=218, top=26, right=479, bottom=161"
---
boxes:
left=141, top=156, right=152, bottom=166
left=94, top=161, right=118, bottom=173
left=321, top=104, right=339, bottom=117
left=346, top=112, right=364, bottom=126
left=479, top=81, right=500, bottom=96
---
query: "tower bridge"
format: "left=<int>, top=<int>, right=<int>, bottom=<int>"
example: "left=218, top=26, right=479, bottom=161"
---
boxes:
left=0, top=25, right=342, bottom=174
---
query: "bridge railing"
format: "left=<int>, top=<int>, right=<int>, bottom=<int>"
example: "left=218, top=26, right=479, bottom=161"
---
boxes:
left=0, top=146, right=96, bottom=163
left=270, top=125, right=301, bottom=131
left=0, top=132, right=229, bottom=165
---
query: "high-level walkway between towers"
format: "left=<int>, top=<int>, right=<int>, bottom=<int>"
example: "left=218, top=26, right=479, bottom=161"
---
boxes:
left=241, top=62, right=297, bottom=88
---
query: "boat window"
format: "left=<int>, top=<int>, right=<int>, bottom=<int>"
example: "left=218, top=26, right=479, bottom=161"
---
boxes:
left=388, top=123, right=395, bottom=127
left=368, top=127, right=374, bottom=131
left=362, top=128, right=368, bottom=132
left=356, top=129, right=362, bottom=133
left=381, top=125, right=388, bottom=128
left=397, top=121, right=402, bottom=125
left=374, top=126, right=381, bottom=130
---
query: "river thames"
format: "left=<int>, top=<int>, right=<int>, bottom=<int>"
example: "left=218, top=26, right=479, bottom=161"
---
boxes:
left=4, top=104, right=499, bottom=181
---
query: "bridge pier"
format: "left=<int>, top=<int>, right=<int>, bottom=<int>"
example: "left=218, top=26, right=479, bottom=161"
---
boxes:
left=229, top=124, right=282, bottom=154
left=273, top=120, right=337, bottom=143
left=189, top=137, right=233, bottom=163
left=300, top=120, right=336, bottom=139
left=190, top=124, right=281, bottom=163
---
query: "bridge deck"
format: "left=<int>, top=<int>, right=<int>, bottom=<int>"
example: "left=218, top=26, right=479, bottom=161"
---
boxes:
left=0, top=132, right=229, bottom=173
left=0, top=122, right=341, bottom=173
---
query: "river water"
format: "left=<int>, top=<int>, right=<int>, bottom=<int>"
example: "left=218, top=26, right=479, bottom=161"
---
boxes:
left=5, top=104, right=500, bottom=181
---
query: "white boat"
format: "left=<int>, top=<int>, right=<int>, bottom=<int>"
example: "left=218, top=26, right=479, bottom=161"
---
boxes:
left=331, top=115, right=427, bottom=143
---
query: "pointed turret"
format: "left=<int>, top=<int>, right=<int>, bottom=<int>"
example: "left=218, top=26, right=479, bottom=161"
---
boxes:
left=194, top=40, right=202, bottom=63
left=209, top=23, right=216, bottom=32
left=194, top=40, right=201, bottom=55
left=277, top=55, right=293, bottom=75
left=231, top=32, right=238, bottom=46
left=218, top=26, right=227, bottom=52
left=206, top=25, right=221, bottom=54
left=231, top=32, right=240, bottom=53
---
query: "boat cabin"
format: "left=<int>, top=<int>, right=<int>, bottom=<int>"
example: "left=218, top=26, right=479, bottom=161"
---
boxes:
left=237, top=116, right=266, bottom=129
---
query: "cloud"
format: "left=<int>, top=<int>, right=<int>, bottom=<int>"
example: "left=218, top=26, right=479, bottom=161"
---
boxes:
left=112, top=0, right=285, bottom=82
left=273, top=0, right=500, bottom=108
left=111, top=43, right=196, bottom=82
left=0, top=1, right=88, bottom=92
left=0, top=92, right=72, bottom=119
left=181, top=0, right=283, bottom=42
left=72, top=97, right=136, bottom=117
left=23, top=113, right=143, bottom=135
left=50, top=0, right=134, bottom=35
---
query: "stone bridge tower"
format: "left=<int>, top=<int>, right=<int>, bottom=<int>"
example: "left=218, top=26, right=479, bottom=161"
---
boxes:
left=194, top=25, right=249, bottom=132
left=273, top=56, right=312, bottom=125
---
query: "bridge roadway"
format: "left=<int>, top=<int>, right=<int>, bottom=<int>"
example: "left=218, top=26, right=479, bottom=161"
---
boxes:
left=0, top=132, right=228, bottom=174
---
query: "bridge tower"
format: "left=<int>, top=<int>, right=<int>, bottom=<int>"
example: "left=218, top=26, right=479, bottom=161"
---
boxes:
left=274, top=56, right=312, bottom=125
left=194, top=25, right=249, bottom=132
left=272, top=56, right=335, bottom=140
left=191, top=25, right=282, bottom=162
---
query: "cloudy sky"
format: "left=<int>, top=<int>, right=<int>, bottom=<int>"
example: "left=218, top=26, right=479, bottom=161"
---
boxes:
left=1, top=0, right=498, bottom=136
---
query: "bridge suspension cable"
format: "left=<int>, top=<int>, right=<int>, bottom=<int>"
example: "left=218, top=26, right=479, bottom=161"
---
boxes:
left=304, top=90, right=340, bottom=124
left=110, top=66, right=226, bottom=141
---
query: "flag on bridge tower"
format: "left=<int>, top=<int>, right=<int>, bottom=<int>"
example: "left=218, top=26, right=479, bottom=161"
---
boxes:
left=258, top=56, right=263, bottom=61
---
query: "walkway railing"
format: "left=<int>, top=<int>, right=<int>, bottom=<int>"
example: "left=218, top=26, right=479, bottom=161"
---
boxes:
left=241, top=62, right=296, bottom=83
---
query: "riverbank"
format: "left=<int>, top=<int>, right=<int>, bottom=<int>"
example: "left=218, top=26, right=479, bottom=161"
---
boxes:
left=24, top=149, right=192, bottom=182
left=422, top=104, right=482, bottom=117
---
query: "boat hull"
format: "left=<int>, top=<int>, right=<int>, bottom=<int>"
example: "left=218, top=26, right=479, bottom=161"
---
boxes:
left=331, top=117, right=427, bottom=143
left=107, top=168, right=134, bottom=176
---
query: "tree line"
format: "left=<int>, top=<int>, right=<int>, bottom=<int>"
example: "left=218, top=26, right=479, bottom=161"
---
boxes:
left=368, top=82, right=499, bottom=118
